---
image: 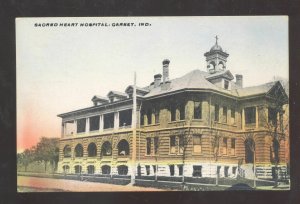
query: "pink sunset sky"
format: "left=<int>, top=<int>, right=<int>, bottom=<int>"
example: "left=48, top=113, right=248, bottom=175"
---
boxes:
left=16, top=16, right=288, bottom=153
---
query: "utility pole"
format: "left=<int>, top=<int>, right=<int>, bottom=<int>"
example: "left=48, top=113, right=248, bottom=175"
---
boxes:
left=131, top=72, right=137, bottom=185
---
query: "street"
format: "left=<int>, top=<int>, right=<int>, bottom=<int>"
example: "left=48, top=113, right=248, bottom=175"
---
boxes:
left=17, top=176, right=166, bottom=192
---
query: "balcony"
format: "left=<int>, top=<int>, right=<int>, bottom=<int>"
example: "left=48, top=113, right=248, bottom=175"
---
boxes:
left=245, top=123, right=256, bottom=130
left=168, top=120, right=186, bottom=128
left=190, top=119, right=206, bottom=126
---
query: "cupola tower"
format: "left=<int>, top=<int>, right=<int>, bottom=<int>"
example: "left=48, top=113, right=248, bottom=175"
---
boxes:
left=204, top=36, right=229, bottom=74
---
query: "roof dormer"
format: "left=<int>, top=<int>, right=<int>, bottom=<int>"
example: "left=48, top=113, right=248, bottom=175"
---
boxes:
left=205, top=70, right=234, bottom=90
left=107, top=91, right=127, bottom=103
left=125, top=86, right=149, bottom=98
left=91, top=95, right=109, bottom=106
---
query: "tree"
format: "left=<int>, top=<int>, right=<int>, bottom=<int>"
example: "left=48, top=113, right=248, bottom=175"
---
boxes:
left=261, top=81, right=288, bottom=186
left=17, top=148, right=35, bottom=172
left=152, top=134, right=164, bottom=182
left=34, top=137, right=59, bottom=172
left=178, top=128, right=192, bottom=185
left=210, top=121, right=224, bottom=186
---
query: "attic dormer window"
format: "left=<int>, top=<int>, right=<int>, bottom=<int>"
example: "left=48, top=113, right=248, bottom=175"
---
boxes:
left=224, top=80, right=229, bottom=90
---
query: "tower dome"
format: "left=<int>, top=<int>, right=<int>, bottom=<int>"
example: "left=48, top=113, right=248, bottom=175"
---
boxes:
left=210, top=43, right=223, bottom=52
left=210, top=35, right=223, bottom=52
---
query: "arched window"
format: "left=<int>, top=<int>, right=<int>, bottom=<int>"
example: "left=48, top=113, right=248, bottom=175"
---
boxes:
left=101, top=165, right=111, bottom=175
left=117, top=165, right=128, bottom=175
left=87, top=142, right=97, bottom=157
left=87, top=165, right=95, bottom=174
left=63, top=145, right=71, bottom=158
left=101, top=141, right=112, bottom=156
left=74, top=165, right=82, bottom=174
left=74, top=144, right=83, bottom=157
left=218, top=61, right=225, bottom=70
left=209, top=61, right=216, bottom=68
left=62, top=165, right=70, bottom=173
left=117, top=139, right=130, bottom=156
left=244, top=138, right=255, bottom=163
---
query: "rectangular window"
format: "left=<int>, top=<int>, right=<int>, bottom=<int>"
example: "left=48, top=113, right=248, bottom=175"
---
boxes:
left=193, top=135, right=202, bottom=153
left=231, top=138, right=236, bottom=155
left=280, top=113, right=283, bottom=132
left=154, top=137, right=159, bottom=155
left=245, top=107, right=256, bottom=124
left=178, top=135, right=184, bottom=154
left=153, top=165, right=156, bottom=174
left=119, top=109, right=132, bottom=127
left=89, top=116, right=100, bottom=131
left=194, top=101, right=202, bottom=119
left=232, top=167, right=237, bottom=175
left=223, top=106, right=227, bottom=123
left=217, top=166, right=221, bottom=175
left=77, top=118, right=86, bottom=133
left=224, top=80, right=229, bottom=89
left=170, top=136, right=176, bottom=154
left=140, top=111, right=145, bottom=126
left=215, top=105, right=219, bottom=122
left=223, top=138, right=228, bottom=155
left=178, top=165, right=183, bottom=176
left=146, top=138, right=151, bottom=155
left=179, top=103, right=185, bottom=120
left=147, top=109, right=152, bottom=125
left=155, top=108, right=160, bottom=124
left=104, top=113, right=114, bottom=129
left=231, top=107, right=235, bottom=124
left=192, top=165, right=202, bottom=177
left=224, top=166, right=229, bottom=177
left=145, top=165, right=150, bottom=175
left=268, top=107, right=277, bottom=125
left=171, top=105, right=176, bottom=121
left=169, top=165, right=175, bottom=176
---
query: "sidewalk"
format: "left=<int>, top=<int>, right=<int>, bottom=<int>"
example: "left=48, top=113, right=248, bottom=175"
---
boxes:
left=17, top=176, right=166, bottom=192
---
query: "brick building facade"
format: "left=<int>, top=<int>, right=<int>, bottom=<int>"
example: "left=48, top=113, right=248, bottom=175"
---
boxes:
left=57, top=38, right=288, bottom=180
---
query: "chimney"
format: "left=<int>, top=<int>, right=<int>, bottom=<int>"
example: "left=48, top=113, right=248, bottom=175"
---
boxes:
left=162, top=59, right=170, bottom=83
left=154, top=74, right=162, bottom=88
left=235, top=74, right=243, bottom=88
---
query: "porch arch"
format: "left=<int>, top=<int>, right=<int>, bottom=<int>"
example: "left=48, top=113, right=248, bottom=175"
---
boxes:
left=117, top=139, right=130, bottom=156
left=74, top=144, right=83, bottom=157
left=101, top=141, right=112, bottom=156
left=87, top=142, right=97, bottom=157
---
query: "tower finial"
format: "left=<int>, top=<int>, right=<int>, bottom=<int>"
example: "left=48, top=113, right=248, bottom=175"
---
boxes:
left=215, top=35, right=218, bottom=45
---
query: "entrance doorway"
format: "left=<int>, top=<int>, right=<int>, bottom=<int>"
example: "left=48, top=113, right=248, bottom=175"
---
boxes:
left=244, top=138, right=255, bottom=163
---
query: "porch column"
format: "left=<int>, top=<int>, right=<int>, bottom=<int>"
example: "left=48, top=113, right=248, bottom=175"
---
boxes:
left=74, top=120, right=77, bottom=136
left=242, top=108, right=245, bottom=130
left=85, top=117, right=89, bottom=133
left=61, top=122, right=65, bottom=137
left=114, top=112, right=119, bottom=130
left=255, top=106, right=259, bottom=129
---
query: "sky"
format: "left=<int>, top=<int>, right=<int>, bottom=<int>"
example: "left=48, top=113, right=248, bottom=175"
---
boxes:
left=16, top=16, right=288, bottom=153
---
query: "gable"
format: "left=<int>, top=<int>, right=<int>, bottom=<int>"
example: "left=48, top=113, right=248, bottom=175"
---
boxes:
left=266, top=81, right=289, bottom=104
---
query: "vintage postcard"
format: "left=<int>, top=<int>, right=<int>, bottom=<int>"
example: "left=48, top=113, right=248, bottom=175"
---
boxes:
left=16, top=16, right=289, bottom=192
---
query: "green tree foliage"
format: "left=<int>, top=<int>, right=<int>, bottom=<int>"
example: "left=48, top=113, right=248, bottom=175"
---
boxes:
left=18, top=137, right=60, bottom=173
left=34, top=137, right=59, bottom=172
left=17, top=148, right=35, bottom=172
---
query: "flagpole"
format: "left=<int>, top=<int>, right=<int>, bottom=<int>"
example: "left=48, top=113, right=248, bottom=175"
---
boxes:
left=131, top=71, right=137, bottom=184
